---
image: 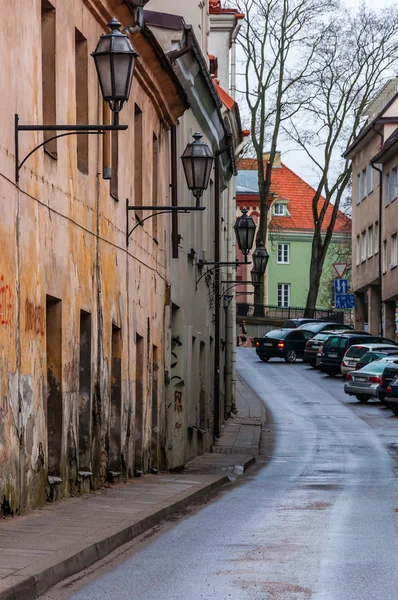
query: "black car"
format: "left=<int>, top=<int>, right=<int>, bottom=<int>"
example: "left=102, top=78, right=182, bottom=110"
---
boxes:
left=304, top=330, right=354, bottom=367
left=319, top=333, right=385, bottom=375
left=297, top=321, right=352, bottom=335
left=255, top=328, right=313, bottom=363
left=379, top=361, right=398, bottom=404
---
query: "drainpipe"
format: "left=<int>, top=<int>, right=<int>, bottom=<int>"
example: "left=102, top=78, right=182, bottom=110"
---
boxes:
left=230, top=19, right=242, bottom=99
left=372, top=125, right=384, bottom=337
left=214, top=154, right=221, bottom=438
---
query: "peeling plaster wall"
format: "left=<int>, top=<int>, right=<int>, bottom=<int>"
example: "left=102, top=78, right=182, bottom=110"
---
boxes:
left=0, top=0, right=185, bottom=514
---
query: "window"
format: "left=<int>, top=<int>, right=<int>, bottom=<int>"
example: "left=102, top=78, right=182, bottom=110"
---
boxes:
left=75, top=29, right=88, bottom=174
left=277, top=283, right=290, bottom=308
left=385, top=173, right=390, bottom=206
left=41, top=0, right=57, bottom=158
left=383, top=240, right=388, bottom=273
left=368, top=226, right=373, bottom=257
left=391, top=233, right=397, bottom=268
left=375, top=221, right=379, bottom=254
left=274, top=203, right=286, bottom=216
left=361, top=231, right=367, bottom=262
left=391, top=168, right=397, bottom=201
left=277, top=243, right=290, bottom=264
left=356, top=173, right=361, bottom=205
left=356, top=235, right=360, bottom=265
left=361, top=169, right=366, bottom=199
left=367, top=164, right=373, bottom=194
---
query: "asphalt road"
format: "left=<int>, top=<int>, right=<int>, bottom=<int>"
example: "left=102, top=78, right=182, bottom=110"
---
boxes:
left=59, top=349, right=398, bottom=600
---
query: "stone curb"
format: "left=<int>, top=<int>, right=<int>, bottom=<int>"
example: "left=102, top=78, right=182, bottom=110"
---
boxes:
left=0, top=475, right=229, bottom=600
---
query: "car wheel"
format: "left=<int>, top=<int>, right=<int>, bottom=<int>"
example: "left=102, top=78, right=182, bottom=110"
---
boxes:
left=326, top=372, right=336, bottom=377
left=285, top=349, right=297, bottom=363
left=260, top=356, right=270, bottom=362
left=390, top=405, right=398, bottom=416
left=356, top=394, right=370, bottom=403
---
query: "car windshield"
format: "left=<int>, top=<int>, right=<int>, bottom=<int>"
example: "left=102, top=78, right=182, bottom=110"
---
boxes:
left=299, top=322, right=325, bottom=332
left=346, top=346, right=369, bottom=359
left=358, top=352, right=388, bottom=367
left=313, top=333, right=331, bottom=341
left=265, top=330, right=290, bottom=339
left=325, top=336, right=348, bottom=350
left=359, top=360, right=392, bottom=373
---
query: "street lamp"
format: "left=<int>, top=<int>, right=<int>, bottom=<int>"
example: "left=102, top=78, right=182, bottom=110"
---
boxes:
left=250, top=270, right=262, bottom=286
left=92, top=18, right=139, bottom=125
left=234, top=208, right=256, bottom=262
left=181, top=133, right=214, bottom=206
left=15, top=17, right=137, bottom=182
left=252, top=242, right=269, bottom=275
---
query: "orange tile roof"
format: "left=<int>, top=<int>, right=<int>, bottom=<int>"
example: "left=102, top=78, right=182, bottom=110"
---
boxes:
left=213, top=79, right=236, bottom=111
left=237, top=158, right=351, bottom=234
left=209, top=0, right=244, bottom=17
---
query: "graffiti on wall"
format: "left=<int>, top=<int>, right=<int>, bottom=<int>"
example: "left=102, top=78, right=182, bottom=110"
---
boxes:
left=174, top=391, right=183, bottom=413
left=25, top=300, right=45, bottom=335
left=0, top=277, right=14, bottom=326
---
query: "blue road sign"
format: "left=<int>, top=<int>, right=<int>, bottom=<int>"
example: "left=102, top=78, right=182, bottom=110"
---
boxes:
left=334, top=278, right=348, bottom=295
left=335, top=294, right=356, bottom=309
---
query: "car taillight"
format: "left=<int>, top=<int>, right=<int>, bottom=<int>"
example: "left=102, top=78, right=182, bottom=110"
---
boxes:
left=346, top=373, right=352, bottom=381
left=277, top=341, right=285, bottom=348
left=369, top=376, right=382, bottom=384
left=387, top=386, right=392, bottom=392
left=355, top=364, right=361, bottom=370
left=305, top=341, right=311, bottom=348
left=256, top=341, right=260, bottom=347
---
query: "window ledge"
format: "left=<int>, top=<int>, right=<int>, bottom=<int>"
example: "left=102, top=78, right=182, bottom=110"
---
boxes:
left=390, top=264, right=397, bottom=270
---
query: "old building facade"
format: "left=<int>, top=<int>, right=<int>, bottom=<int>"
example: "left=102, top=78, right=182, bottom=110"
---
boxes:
left=0, top=0, right=244, bottom=514
left=345, top=78, right=398, bottom=339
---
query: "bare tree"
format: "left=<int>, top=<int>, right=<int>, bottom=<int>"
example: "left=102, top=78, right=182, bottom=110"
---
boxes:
left=230, top=0, right=335, bottom=309
left=284, top=5, right=398, bottom=314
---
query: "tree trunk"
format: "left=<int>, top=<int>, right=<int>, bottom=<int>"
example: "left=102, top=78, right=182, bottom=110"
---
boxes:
left=304, top=232, right=323, bottom=316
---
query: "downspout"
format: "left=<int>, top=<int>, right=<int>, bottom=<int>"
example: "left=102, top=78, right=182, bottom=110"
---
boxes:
left=214, top=154, right=221, bottom=438
left=230, top=19, right=242, bottom=99
left=371, top=125, right=384, bottom=337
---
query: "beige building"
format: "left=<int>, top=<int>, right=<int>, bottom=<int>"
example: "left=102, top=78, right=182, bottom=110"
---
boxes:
left=345, top=78, right=398, bottom=339
left=0, top=0, right=244, bottom=514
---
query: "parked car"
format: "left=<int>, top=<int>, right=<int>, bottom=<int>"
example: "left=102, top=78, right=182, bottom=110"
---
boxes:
left=255, top=328, right=313, bottom=363
left=355, top=350, right=398, bottom=371
left=382, top=375, right=398, bottom=415
left=378, top=361, right=398, bottom=404
left=304, top=330, right=354, bottom=368
left=344, top=357, right=398, bottom=402
left=281, top=318, right=323, bottom=328
left=297, top=321, right=352, bottom=335
left=318, top=333, right=385, bottom=376
left=341, top=343, right=398, bottom=375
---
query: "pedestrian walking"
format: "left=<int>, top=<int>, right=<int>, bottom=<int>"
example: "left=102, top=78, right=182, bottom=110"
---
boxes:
left=239, top=320, right=248, bottom=347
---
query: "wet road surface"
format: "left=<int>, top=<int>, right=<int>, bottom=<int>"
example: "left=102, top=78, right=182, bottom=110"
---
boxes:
left=56, top=350, right=398, bottom=599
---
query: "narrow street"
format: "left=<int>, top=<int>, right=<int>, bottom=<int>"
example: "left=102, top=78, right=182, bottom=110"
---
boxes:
left=49, top=348, right=398, bottom=600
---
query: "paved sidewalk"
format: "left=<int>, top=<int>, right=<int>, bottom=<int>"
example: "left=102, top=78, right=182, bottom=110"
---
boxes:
left=0, top=373, right=265, bottom=600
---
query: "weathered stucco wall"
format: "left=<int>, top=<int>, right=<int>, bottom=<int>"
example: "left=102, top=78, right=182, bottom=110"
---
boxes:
left=0, top=0, right=184, bottom=514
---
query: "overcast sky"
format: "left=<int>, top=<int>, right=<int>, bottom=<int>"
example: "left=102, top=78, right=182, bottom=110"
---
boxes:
left=245, top=0, right=396, bottom=188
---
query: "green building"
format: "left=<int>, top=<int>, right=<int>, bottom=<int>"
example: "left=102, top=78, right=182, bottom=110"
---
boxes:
left=236, top=155, right=351, bottom=309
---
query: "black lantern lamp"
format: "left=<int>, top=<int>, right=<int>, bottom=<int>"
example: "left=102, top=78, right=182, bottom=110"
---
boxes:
left=252, top=242, right=269, bottom=275
left=250, top=270, right=262, bottom=286
left=181, top=133, right=214, bottom=207
left=92, top=18, right=138, bottom=125
left=234, top=208, right=256, bottom=262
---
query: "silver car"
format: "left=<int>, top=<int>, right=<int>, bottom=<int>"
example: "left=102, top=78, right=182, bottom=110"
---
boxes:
left=341, top=343, right=398, bottom=375
left=344, top=357, right=398, bottom=403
